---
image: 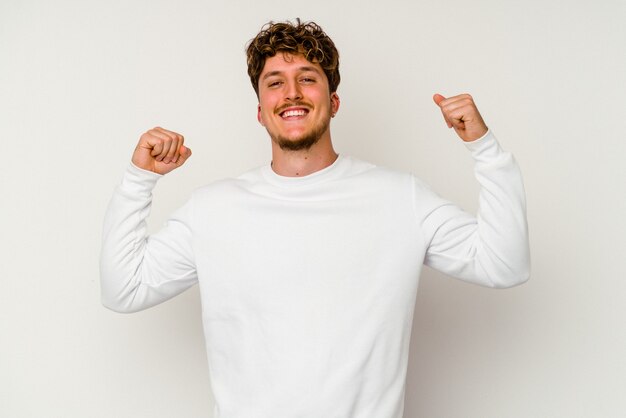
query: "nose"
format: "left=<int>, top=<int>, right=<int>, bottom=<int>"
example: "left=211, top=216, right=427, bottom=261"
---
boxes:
left=285, top=80, right=302, bottom=101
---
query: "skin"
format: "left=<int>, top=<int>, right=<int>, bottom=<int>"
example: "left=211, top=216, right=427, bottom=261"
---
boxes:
left=131, top=58, right=488, bottom=175
left=432, top=93, right=488, bottom=142
left=132, top=126, right=191, bottom=175
left=256, top=53, right=340, bottom=176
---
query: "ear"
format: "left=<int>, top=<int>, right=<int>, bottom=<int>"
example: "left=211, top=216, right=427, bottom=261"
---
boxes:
left=257, top=104, right=264, bottom=126
left=330, top=92, right=340, bottom=117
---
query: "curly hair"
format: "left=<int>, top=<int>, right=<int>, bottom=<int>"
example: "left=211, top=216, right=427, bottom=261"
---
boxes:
left=246, top=19, right=340, bottom=97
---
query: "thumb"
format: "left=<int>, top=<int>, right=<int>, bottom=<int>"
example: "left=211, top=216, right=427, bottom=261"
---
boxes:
left=175, top=145, right=192, bottom=166
left=433, top=93, right=446, bottom=107
left=433, top=93, right=452, bottom=128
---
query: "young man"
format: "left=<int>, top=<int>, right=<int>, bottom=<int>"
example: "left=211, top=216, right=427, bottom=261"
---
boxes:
left=101, top=20, right=529, bottom=418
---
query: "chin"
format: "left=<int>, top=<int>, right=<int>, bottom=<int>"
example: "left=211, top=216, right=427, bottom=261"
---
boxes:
left=271, top=121, right=329, bottom=152
left=275, top=134, right=320, bottom=151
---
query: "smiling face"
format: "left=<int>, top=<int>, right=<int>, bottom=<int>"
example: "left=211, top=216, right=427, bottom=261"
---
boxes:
left=257, top=52, right=340, bottom=151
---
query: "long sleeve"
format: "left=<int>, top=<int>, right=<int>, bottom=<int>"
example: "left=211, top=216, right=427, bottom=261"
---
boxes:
left=419, top=130, right=530, bottom=288
left=100, top=164, right=198, bottom=313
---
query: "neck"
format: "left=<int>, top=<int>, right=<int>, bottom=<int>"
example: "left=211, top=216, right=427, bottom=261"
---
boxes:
left=270, top=137, right=338, bottom=177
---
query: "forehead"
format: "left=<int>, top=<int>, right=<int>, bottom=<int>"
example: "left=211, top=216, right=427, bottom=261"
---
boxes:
left=260, top=52, right=324, bottom=77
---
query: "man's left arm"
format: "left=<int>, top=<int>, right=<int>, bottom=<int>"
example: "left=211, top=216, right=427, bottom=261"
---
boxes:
left=421, top=93, right=530, bottom=288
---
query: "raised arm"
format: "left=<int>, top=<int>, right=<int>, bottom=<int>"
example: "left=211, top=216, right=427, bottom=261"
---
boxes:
left=100, top=127, right=196, bottom=312
left=420, top=94, right=530, bottom=288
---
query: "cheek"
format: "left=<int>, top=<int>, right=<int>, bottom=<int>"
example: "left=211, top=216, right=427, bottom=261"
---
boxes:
left=257, top=100, right=273, bottom=126
left=257, top=94, right=277, bottom=123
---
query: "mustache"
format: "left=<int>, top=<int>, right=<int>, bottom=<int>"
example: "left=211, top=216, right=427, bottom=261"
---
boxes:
left=275, top=102, right=312, bottom=114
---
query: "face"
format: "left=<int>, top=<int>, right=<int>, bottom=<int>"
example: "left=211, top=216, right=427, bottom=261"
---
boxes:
left=257, top=53, right=340, bottom=151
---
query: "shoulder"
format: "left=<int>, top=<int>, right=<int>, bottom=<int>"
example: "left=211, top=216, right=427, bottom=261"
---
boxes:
left=190, top=166, right=265, bottom=200
left=347, top=156, right=448, bottom=208
left=342, top=156, right=409, bottom=182
left=343, top=156, right=424, bottom=195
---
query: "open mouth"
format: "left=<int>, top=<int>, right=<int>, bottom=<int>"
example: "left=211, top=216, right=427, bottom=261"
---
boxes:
left=279, top=108, right=309, bottom=119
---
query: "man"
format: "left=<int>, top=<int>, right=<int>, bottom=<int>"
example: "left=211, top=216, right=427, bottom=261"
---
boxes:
left=101, top=19, right=529, bottom=418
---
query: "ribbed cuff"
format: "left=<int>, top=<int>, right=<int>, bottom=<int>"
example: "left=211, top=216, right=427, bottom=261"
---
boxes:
left=119, top=162, right=162, bottom=195
left=463, top=130, right=505, bottom=163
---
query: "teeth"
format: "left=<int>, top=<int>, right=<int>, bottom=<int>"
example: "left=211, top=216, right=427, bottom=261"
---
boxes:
left=282, top=109, right=307, bottom=117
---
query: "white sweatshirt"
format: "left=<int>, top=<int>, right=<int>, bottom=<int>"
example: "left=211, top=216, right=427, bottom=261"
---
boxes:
left=100, top=130, right=530, bottom=418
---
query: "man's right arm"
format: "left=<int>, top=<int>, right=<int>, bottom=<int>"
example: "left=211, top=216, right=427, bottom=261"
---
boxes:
left=100, top=127, right=196, bottom=313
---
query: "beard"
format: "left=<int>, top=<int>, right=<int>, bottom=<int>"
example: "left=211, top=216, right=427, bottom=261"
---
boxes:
left=270, top=115, right=331, bottom=152
left=273, top=124, right=328, bottom=151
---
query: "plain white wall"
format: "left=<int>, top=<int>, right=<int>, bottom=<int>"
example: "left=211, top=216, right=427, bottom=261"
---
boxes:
left=1, top=0, right=625, bottom=416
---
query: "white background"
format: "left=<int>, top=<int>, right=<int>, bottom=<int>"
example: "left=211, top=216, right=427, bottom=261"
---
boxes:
left=1, top=0, right=625, bottom=416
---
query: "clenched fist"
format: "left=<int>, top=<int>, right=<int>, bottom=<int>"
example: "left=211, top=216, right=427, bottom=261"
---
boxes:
left=132, top=127, right=192, bottom=175
left=433, top=93, right=488, bottom=142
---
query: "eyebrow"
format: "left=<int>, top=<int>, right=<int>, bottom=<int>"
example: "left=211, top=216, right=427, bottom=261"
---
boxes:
left=261, top=66, right=322, bottom=81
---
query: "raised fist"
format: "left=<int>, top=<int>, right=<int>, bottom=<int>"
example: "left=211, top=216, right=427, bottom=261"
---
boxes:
left=132, top=127, right=192, bottom=175
left=433, top=93, right=488, bottom=142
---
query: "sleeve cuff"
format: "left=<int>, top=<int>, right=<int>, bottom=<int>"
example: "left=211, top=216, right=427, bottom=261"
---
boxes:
left=463, top=129, right=505, bottom=163
left=119, top=162, right=163, bottom=195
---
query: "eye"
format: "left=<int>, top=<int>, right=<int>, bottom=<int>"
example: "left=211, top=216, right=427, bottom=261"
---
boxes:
left=268, top=80, right=283, bottom=88
left=300, top=77, right=315, bottom=84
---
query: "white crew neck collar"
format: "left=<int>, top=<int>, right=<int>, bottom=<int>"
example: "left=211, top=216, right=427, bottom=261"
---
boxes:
left=261, top=154, right=349, bottom=187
